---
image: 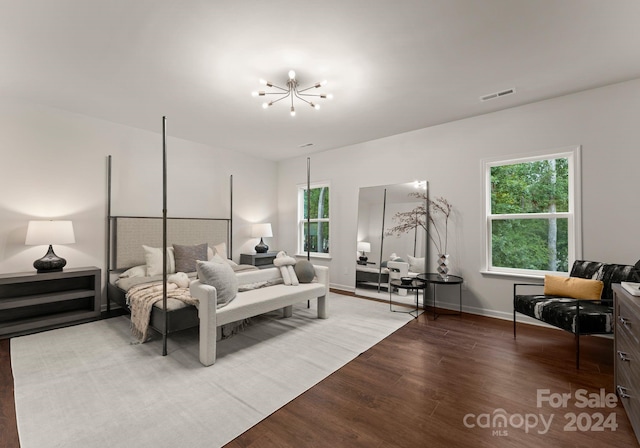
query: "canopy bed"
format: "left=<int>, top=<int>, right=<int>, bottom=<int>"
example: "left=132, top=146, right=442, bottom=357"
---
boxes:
left=106, top=117, right=247, bottom=355
left=106, top=216, right=247, bottom=339
left=106, top=119, right=328, bottom=362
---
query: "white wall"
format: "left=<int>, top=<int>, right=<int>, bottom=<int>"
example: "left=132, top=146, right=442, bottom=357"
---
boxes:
left=277, top=78, right=640, bottom=321
left=361, top=200, right=425, bottom=263
left=4, top=78, right=640, bottom=319
left=0, top=101, right=278, bottom=307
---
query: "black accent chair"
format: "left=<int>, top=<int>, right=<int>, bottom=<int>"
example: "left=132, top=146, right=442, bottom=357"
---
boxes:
left=513, top=260, right=640, bottom=369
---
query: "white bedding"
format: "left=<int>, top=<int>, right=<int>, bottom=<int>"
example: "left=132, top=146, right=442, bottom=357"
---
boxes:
left=355, top=265, right=389, bottom=274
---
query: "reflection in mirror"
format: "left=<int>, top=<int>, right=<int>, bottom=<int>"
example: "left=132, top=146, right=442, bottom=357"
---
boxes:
left=355, top=181, right=428, bottom=307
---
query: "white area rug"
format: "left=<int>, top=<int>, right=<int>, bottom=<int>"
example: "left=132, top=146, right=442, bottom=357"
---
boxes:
left=12, top=293, right=415, bottom=448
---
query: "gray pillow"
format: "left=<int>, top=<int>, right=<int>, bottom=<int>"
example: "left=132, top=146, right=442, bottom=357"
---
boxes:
left=295, top=260, right=315, bottom=283
left=173, top=243, right=208, bottom=273
left=196, top=260, right=238, bottom=308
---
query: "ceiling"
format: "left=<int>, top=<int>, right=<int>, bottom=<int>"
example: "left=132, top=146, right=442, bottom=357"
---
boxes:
left=2, top=1, right=640, bottom=161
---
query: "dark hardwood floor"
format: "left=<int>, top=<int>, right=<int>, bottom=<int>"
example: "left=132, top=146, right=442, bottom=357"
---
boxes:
left=1, top=296, right=638, bottom=447
left=0, top=339, right=19, bottom=448
left=224, top=298, right=638, bottom=447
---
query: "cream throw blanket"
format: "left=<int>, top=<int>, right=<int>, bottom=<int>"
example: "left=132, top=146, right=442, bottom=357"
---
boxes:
left=126, top=281, right=198, bottom=341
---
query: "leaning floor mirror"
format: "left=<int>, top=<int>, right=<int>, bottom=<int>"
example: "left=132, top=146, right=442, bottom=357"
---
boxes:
left=355, top=181, right=429, bottom=306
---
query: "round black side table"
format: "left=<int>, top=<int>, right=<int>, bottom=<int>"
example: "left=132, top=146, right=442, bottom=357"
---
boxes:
left=389, top=278, right=425, bottom=318
left=416, top=273, right=463, bottom=320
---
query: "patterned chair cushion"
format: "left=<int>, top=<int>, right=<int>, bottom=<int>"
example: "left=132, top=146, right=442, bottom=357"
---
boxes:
left=513, top=295, right=613, bottom=334
left=569, top=260, right=640, bottom=304
left=514, top=259, right=640, bottom=335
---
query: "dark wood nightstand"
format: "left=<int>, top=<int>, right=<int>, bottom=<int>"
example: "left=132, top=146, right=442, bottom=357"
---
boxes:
left=0, top=267, right=101, bottom=338
left=240, top=252, right=278, bottom=269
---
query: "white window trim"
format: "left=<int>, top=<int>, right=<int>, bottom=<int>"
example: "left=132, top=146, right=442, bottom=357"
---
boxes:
left=297, top=181, right=331, bottom=257
left=481, top=145, right=582, bottom=278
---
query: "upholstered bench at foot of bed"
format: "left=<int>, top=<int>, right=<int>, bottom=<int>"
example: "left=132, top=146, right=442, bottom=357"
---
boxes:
left=191, top=265, right=329, bottom=366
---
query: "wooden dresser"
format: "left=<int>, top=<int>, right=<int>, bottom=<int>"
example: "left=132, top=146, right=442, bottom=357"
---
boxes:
left=0, top=267, right=101, bottom=338
left=613, top=283, right=640, bottom=444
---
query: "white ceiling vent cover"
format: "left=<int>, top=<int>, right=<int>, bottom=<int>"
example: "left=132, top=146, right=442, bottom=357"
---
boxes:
left=480, top=88, right=516, bottom=102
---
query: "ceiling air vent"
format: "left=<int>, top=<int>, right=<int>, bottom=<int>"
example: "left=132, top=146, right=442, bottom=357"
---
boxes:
left=480, top=88, right=515, bottom=102
left=298, top=143, right=314, bottom=148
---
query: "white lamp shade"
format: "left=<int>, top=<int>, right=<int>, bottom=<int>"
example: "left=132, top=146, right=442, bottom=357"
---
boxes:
left=251, top=223, right=273, bottom=238
left=25, top=220, right=75, bottom=246
left=357, top=241, right=371, bottom=253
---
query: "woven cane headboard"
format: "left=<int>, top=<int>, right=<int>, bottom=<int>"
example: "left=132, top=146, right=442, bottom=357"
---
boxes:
left=111, top=217, right=229, bottom=269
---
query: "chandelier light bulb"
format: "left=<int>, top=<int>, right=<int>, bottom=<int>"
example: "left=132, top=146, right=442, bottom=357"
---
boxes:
left=253, top=70, right=331, bottom=115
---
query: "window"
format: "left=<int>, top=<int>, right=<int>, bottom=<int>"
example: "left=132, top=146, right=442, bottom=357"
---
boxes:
left=298, top=183, right=330, bottom=256
left=483, top=146, right=581, bottom=276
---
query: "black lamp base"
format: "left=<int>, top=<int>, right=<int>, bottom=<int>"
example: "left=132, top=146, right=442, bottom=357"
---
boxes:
left=255, top=238, right=269, bottom=254
left=33, top=245, right=67, bottom=273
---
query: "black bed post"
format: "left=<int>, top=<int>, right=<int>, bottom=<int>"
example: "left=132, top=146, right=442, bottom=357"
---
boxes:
left=378, top=188, right=387, bottom=292
left=229, top=174, right=233, bottom=259
left=162, top=116, right=168, bottom=357
left=106, top=155, right=112, bottom=313
left=306, top=158, right=311, bottom=308
left=425, top=181, right=431, bottom=308
left=306, top=157, right=311, bottom=262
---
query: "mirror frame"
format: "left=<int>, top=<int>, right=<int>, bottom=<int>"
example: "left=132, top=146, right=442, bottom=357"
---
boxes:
left=355, top=181, right=429, bottom=303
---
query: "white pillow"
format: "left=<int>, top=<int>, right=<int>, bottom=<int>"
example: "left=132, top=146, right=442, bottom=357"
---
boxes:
left=407, top=255, right=425, bottom=273
left=210, top=253, right=226, bottom=264
left=168, top=272, right=190, bottom=289
left=211, top=242, right=236, bottom=266
left=143, top=245, right=176, bottom=276
left=211, top=252, right=238, bottom=268
left=118, top=265, right=147, bottom=278
left=214, top=242, right=228, bottom=259
left=207, top=246, right=215, bottom=261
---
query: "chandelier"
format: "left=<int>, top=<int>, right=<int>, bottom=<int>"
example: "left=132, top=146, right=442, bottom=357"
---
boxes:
left=252, top=70, right=332, bottom=116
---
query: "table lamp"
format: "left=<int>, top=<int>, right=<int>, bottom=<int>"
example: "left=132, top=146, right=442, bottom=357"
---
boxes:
left=252, top=223, right=273, bottom=253
left=357, top=241, right=371, bottom=263
left=25, top=220, right=75, bottom=273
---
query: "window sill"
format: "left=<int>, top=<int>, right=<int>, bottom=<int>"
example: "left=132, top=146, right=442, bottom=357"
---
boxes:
left=295, top=253, right=332, bottom=261
left=480, top=270, right=546, bottom=281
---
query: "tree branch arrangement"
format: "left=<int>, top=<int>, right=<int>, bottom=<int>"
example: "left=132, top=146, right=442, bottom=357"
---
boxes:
left=386, top=192, right=453, bottom=255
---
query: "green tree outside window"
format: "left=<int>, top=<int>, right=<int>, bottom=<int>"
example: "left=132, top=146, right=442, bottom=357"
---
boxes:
left=489, top=156, right=573, bottom=273
left=300, top=185, right=330, bottom=254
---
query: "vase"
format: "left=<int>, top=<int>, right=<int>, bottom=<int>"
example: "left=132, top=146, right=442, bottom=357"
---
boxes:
left=437, top=253, right=450, bottom=280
